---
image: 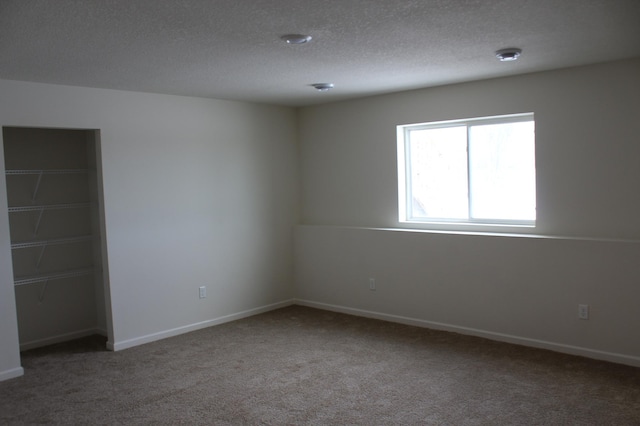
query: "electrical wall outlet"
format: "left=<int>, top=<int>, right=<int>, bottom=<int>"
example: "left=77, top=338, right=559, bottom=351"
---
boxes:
left=369, top=278, right=376, bottom=291
left=578, top=304, right=589, bottom=320
left=199, top=286, right=206, bottom=299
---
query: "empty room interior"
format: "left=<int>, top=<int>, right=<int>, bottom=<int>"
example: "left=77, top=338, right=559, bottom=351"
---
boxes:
left=1, top=0, right=640, bottom=423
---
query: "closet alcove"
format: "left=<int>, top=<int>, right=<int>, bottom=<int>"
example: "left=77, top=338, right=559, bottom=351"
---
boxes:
left=2, top=126, right=111, bottom=351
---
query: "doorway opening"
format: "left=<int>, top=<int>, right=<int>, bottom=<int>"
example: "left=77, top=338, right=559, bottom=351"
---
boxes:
left=2, top=126, right=113, bottom=353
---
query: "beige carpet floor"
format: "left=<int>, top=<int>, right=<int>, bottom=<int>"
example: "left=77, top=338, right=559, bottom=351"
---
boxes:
left=1, top=305, right=639, bottom=425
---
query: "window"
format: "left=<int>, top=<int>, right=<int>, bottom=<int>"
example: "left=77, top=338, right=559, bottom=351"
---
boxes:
left=397, top=113, right=535, bottom=228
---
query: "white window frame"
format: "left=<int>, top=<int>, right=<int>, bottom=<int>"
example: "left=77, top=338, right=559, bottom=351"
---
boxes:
left=397, top=112, right=536, bottom=231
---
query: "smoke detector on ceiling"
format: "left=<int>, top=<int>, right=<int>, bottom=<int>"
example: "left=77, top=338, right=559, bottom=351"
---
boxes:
left=495, top=48, right=522, bottom=61
left=311, top=83, right=334, bottom=92
left=281, top=34, right=312, bottom=44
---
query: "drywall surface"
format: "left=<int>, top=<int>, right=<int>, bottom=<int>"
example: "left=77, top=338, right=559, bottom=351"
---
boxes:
left=0, top=80, right=298, bottom=378
left=295, top=225, right=640, bottom=366
left=86, top=136, right=109, bottom=335
left=0, top=144, right=22, bottom=380
left=296, top=58, right=640, bottom=365
left=299, top=58, right=640, bottom=240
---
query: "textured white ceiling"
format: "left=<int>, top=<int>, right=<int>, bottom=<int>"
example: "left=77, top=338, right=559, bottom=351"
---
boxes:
left=0, top=0, right=639, bottom=106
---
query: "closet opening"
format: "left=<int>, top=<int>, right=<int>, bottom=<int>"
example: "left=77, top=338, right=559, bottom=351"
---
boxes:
left=2, top=126, right=112, bottom=353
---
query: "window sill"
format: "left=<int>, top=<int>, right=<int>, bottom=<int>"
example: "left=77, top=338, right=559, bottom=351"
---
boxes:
left=297, top=225, right=640, bottom=244
left=397, top=220, right=536, bottom=237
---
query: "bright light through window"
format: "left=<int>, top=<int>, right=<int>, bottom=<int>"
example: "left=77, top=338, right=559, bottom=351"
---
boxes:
left=409, top=126, right=468, bottom=219
left=398, top=113, right=536, bottom=227
left=469, top=121, right=536, bottom=221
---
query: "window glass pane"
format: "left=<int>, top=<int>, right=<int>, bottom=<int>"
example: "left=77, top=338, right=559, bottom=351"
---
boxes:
left=409, top=126, right=468, bottom=219
left=468, top=121, right=536, bottom=220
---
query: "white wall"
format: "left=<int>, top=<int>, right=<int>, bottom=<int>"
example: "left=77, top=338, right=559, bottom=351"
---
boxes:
left=295, top=58, right=640, bottom=366
left=0, top=80, right=298, bottom=379
left=0, top=143, right=22, bottom=381
left=299, top=59, right=640, bottom=239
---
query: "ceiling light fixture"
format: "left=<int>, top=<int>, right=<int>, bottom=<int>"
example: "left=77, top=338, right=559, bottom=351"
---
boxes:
left=281, top=34, right=312, bottom=44
left=311, top=83, right=334, bottom=92
left=495, top=48, right=522, bottom=61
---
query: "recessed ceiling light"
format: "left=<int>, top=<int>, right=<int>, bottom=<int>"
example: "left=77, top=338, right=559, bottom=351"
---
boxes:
left=311, top=83, right=334, bottom=92
left=281, top=34, right=312, bottom=44
left=496, top=48, right=522, bottom=61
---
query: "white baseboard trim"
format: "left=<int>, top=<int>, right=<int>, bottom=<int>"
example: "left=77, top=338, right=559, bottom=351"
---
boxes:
left=0, top=367, right=24, bottom=382
left=295, top=299, right=640, bottom=368
left=109, top=299, right=295, bottom=351
left=20, top=328, right=104, bottom=351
